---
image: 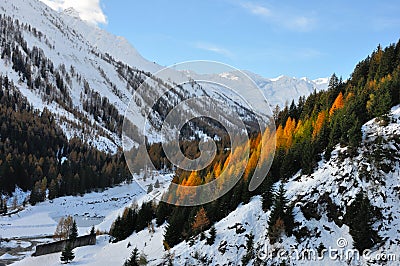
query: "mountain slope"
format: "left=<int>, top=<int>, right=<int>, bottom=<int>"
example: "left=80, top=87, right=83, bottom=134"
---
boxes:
left=0, top=0, right=268, bottom=152
left=0, top=0, right=325, bottom=153
left=11, top=105, right=400, bottom=265
left=168, top=105, right=400, bottom=266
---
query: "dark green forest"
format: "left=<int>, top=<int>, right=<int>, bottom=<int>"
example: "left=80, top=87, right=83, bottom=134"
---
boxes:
left=0, top=75, right=130, bottom=206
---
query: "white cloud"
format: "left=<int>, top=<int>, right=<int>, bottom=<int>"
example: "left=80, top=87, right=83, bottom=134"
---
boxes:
left=195, top=42, right=233, bottom=58
left=240, top=2, right=316, bottom=32
left=39, top=0, right=107, bottom=25
left=241, top=2, right=271, bottom=17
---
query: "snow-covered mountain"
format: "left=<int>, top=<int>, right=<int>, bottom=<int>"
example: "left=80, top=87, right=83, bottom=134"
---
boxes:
left=0, top=0, right=255, bottom=152
left=185, top=70, right=328, bottom=109
left=0, top=0, right=327, bottom=156
left=244, top=72, right=328, bottom=107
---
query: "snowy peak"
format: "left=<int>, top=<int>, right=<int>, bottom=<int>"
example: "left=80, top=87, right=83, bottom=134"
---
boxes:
left=218, top=72, right=240, bottom=81
left=62, top=7, right=80, bottom=19
left=269, top=75, right=285, bottom=82
left=183, top=69, right=328, bottom=108
left=244, top=71, right=329, bottom=107
left=313, top=77, right=329, bottom=85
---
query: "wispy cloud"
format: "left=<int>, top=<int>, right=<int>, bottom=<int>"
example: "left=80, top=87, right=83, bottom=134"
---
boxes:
left=241, top=2, right=271, bottom=17
left=239, top=1, right=316, bottom=32
left=39, top=0, right=107, bottom=25
left=195, top=42, right=234, bottom=58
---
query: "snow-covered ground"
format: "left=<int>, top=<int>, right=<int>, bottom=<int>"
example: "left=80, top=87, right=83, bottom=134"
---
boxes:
left=0, top=172, right=172, bottom=264
left=168, top=105, right=400, bottom=266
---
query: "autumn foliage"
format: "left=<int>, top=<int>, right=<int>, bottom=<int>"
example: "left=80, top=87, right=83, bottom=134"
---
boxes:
left=329, top=92, right=344, bottom=116
left=192, top=207, right=210, bottom=233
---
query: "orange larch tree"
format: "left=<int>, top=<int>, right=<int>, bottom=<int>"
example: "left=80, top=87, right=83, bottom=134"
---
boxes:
left=192, top=207, right=210, bottom=233
left=312, top=111, right=327, bottom=139
left=329, top=92, right=344, bottom=116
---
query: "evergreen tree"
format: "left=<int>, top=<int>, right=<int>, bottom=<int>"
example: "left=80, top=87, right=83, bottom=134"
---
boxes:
left=156, top=200, right=171, bottom=226
left=90, top=225, right=96, bottom=235
left=147, top=183, right=153, bottom=194
left=110, top=215, right=123, bottom=242
left=163, top=207, right=187, bottom=249
left=261, top=178, right=274, bottom=211
left=69, top=220, right=78, bottom=241
left=135, top=201, right=154, bottom=232
left=123, top=247, right=139, bottom=266
left=267, top=183, right=294, bottom=243
left=241, top=233, right=255, bottom=265
left=206, top=225, right=216, bottom=245
left=346, top=191, right=380, bottom=252
left=60, top=243, right=75, bottom=264
left=154, top=179, right=160, bottom=188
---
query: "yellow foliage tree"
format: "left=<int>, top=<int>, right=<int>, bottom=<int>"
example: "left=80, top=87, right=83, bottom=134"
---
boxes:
left=213, top=162, right=222, bottom=178
left=276, top=124, right=285, bottom=148
left=312, top=111, right=327, bottom=139
left=183, top=171, right=202, bottom=186
left=244, top=146, right=259, bottom=180
left=283, top=117, right=296, bottom=148
left=329, top=92, right=344, bottom=116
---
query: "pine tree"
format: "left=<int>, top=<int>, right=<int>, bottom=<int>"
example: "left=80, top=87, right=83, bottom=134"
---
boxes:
left=346, top=191, right=380, bottom=252
left=261, top=178, right=274, bottom=211
left=60, top=243, right=75, bottom=264
left=48, top=179, right=58, bottom=200
left=163, top=207, right=187, bottom=249
left=206, top=225, right=216, bottom=245
left=156, top=200, right=171, bottom=226
left=241, top=233, right=255, bottom=265
left=147, top=183, right=153, bottom=194
left=329, top=92, right=344, bottom=116
left=163, top=219, right=182, bottom=249
left=54, top=216, right=74, bottom=241
left=267, top=183, right=294, bottom=243
left=69, top=220, right=78, bottom=241
left=90, top=225, right=95, bottom=235
left=154, top=179, right=160, bottom=188
left=124, top=247, right=139, bottom=266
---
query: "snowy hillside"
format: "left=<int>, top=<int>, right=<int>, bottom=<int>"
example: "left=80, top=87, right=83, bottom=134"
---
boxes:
left=10, top=108, right=400, bottom=266
left=0, top=0, right=256, bottom=152
left=164, top=105, right=400, bottom=266
left=0, top=0, right=327, bottom=154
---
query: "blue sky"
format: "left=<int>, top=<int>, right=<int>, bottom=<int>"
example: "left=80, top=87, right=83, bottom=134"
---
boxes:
left=43, top=0, right=400, bottom=79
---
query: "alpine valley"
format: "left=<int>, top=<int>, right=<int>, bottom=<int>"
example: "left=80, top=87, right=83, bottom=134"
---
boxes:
left=1, top=0, right=400, bottom=266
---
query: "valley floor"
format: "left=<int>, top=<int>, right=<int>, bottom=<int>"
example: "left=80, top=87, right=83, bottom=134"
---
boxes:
left=0, top=173, right=172, bottom=265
